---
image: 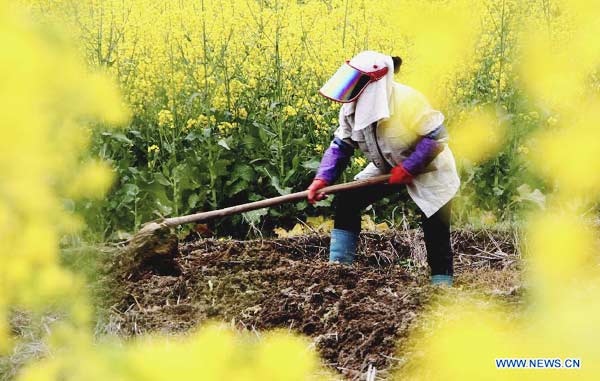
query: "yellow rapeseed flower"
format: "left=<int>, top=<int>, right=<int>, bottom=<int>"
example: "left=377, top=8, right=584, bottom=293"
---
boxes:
left=353, top=156, right=367, bottom=167
left=237, top=107, right=248, bottom=119
left=157, top=109, right=174, bottom=129
left=283, top=105, right=298, bottom=118
left=185, top=118, right=197, bottom=130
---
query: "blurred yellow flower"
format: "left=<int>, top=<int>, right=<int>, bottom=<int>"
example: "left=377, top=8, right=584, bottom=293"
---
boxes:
left=450, top=107, right=506, bottom=164
left=66, top=161, right=114, bottom=199
left=0, top=0, right=127, bottom=353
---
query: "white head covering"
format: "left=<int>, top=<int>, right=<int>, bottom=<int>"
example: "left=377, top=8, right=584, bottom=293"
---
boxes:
left=342, top=51, right=395, bottom=131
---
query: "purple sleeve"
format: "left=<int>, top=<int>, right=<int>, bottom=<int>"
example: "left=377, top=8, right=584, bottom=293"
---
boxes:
left=402, top=137, right=442, bottom=175
left=315, top=138, right=353, bottom=183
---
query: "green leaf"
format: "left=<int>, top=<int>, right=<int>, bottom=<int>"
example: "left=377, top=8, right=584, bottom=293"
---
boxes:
left=102, top=132, right=132, bottom=145
left=242, top=134, right=259, bottom=149
left=302, top=159, right=321, bottom=171
left=227, top=179, right=248, bottom=197
left=173, top=163, right=198, bottom=192
left=117, top=183, right=140, bottom=205
left=242, top=208, right=268, bottom=225
left=249, top=158, right=268, bottom=165
left=248, top=193, right=262, bottom=202
left=315, top=197, right=332, bottom=207
left=231, top=164, right=254, bottom=182
left=218, top=139, right=230, bottom=150
left=283, top=168, right=296, bottom=183
left=185, top=131, right=204, bottom=142
left=155, top=172, right=171, bottom=186
left=516, top=184, right=546, bottom=209
left=128, top=167, right=140, bottom=175
left=188, top=193, right=201, bottom=209
left=214, top=159, right=231, bottom=177
left=154, top=200, right=173, bottom=217
left=270, top=176, right=291, bottom=196
left=296, top=201, right=308, bottom=211
left=291, top=155, right=300, bottom=169
left=268, top=208, right=282, bottom=217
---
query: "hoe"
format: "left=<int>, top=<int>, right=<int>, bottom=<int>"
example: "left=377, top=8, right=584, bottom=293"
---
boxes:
left=124, top=174, right=391, bottom=268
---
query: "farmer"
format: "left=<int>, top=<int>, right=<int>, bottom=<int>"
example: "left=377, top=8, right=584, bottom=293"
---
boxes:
left=307, top=50, right=460, bottom=286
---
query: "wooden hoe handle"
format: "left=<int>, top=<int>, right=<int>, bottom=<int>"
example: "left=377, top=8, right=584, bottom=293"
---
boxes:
left=162, top=174, right=391, bottom=227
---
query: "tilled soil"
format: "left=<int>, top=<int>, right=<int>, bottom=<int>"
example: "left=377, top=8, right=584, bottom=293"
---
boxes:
left=109, top=230, right=520, bottom=379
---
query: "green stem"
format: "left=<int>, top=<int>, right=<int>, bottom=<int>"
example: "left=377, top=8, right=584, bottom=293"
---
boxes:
left=201, top=0, right=209, bottom=100
left=496, top=0, right=507, bottom=103
left=133, top=185, right=138, bottom=230
left=274, top=4, right=285, bottom=182
left=207, top=142, right=217, bottom=208
left=342, top=0, right=349, bottom=49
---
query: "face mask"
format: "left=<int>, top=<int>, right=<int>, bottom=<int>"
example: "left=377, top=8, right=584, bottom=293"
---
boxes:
left=319, top=61, right=389, bottom=103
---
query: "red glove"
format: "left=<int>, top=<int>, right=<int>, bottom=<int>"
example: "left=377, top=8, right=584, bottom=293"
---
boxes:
left=389, top=164, right=414, bottom=184
left=307, top=179, right=328, bottom=204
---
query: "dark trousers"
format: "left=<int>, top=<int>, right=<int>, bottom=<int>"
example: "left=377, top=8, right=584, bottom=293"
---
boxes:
left=333, top=183, right=453, bottom=276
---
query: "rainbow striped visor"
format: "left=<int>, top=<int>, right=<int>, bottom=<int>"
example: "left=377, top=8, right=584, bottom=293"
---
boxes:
left=319, top=62, right=388, bottom=103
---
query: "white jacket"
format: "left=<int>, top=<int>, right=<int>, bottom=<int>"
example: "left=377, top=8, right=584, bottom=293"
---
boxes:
left=334, top=82, right=460, bottom=217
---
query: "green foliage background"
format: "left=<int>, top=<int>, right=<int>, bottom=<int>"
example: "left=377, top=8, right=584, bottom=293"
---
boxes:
left=30, top=0, right=555, bottom=238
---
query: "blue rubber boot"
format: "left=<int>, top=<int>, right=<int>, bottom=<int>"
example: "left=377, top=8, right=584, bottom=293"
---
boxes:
left=431, top=274, right=453, bottom=286
left=329, top=228, right=358, bottom=264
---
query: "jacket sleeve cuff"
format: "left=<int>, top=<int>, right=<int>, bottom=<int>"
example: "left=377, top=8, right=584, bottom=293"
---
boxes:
left=403, top=135, right=443, bottom=175
left=315, top=138, right=354, bottom=183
